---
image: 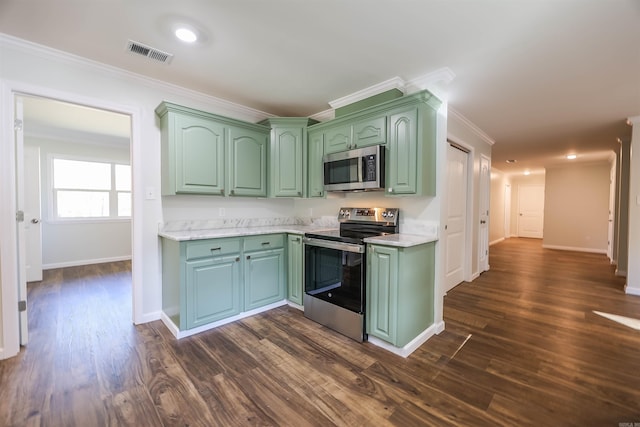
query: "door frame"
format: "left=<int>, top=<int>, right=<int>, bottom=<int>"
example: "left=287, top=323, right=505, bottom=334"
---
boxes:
left=445, top=135, right=474, bottom=283
left=0, top=80, right=143, bottom=359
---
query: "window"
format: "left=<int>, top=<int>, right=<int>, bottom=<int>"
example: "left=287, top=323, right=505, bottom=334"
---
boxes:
left=52, top=157, right=131, bottom=220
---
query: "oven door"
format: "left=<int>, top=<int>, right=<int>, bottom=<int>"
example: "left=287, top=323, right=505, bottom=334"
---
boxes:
left=303, top=237, right=365, bottom=314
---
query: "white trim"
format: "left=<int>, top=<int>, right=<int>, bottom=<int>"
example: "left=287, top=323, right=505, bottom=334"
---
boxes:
left=624, top=285, right=640, bottom=296
left=448, top=108, right=496, bottom=146
left=0, top=81, right=21, bottom=359
left=616, top=269, right=627, bottom=277
left=286, top=301, right=304, bottom=311
left=626, top=115, right=640, bottom=126
left=0, top=80, right=146, bottom=359
left=490, top=237, right=505, bottom=246
left=405, top=67, right=456, bottom=101
left=541, top=244, right=607, bottom=254
left=309, top=108, right=334, bottom=123
left=42, top=255, right=131, bottom=270
left=367, top=321, right=445, bottom=358
left=328, top=77, right=406, bottom=109
left=161, top=300, right=288, bottom=339
left=0, top=34, right=273, bottom=123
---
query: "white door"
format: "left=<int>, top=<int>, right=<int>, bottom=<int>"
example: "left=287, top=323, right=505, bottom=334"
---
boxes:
left=445, top=144, right=468, bottom=292
left=24, top=145, right=43, bottom=282
left=15, top=97, right=29, bottom=345
left=478, top=155, right=490, bottom=272
left=517, top=185, right=545, bottom=238
left=504, top=184, right=512, bottom=239
left=607, top=161, right=616, bottom=261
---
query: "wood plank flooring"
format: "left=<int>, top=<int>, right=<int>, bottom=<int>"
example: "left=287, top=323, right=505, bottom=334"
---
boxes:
left=1, top=239, right=640, bottom=426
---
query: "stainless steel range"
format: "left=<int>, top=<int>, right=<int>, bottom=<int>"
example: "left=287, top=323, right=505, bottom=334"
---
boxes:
left=303, top=207, right=399, bottom=341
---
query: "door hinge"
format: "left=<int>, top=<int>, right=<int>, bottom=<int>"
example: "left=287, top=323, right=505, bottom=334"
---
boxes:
left=16, top=210, right=24, bottom=222
left=14, top=119, right=23, bottom=131
left=18, top=300, right=27, bottom=312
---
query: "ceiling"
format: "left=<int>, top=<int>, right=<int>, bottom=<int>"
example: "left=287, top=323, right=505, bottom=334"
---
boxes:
left=1, top=0, right=639, bottom=174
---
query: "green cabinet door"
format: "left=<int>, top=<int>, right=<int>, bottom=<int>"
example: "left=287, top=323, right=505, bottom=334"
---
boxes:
left=160, top=110, right=226, bottom=195
left=324, top=124, right=352, bottom=154
left=387, top=107, right=418, bottom=195
left=271, top=126, right=304, bottom=197
left=185, top=254, right=241, bottom=329
left=367, top=242, right=435, bottom=347
left=307, top=129, right=325, bottom=198
left=287, top=234, right=304, bottom=305
left=228, top=125, right=268, bottom=197
left=353, top=114, right=387, bottom=148
left=244, top=248, right=285, bottom=311
left=367, top=245, right=398, bottom=343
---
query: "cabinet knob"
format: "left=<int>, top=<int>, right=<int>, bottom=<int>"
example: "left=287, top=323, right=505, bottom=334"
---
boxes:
left=246, top=255, right=251, bottom=260
left=220, top=189, right=225, bottom=195
left=388, top=188, right=393, bottom=193
left=236, top=257, right=240, bottom=262
left=230, top=190, right=235, bottom=195
left=297, top=191, right=302, bottom=196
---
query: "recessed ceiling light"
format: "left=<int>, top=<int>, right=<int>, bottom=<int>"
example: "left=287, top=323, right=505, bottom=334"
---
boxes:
left=524, top=170, right=531, bottom=176
left=566, top=154, right=577, bottom=160
left=175, top=27, right=197, bottom=43
left=506, top=159, right=517, bottom=163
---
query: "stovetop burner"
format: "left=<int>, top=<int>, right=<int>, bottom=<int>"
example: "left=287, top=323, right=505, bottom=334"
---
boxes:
left=305, top=207, right=399, bottom=244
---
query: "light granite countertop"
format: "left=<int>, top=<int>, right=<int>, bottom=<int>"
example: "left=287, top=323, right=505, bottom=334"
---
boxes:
left=160, top=224, right=438, bottom=248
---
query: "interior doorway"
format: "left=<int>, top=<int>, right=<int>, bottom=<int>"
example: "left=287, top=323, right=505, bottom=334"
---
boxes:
left=2, top=85, right=139, bottom=357
left=517, top=184, right=545, bottom=238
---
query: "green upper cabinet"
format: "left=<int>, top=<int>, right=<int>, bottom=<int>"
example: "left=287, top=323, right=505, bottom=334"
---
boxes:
left=228, top=125, right=268, bottom=197
left=386, top=107, right=418, bottom=195
left=307, top=129, right=325, bottom=198
left=324, top=124, right=352, bottom=154
left=156, top=101, right=269, bottom=197
left=307, top=90, right=440, bottom=197
left=157, top=104, right=226, bottom=196
left=353, top=114, right=387, bottom=148
left=261, top=118, right=317, bottom=198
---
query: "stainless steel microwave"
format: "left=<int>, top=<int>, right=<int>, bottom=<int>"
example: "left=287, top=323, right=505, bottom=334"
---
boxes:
left=323, top=145, right=385, bottom=192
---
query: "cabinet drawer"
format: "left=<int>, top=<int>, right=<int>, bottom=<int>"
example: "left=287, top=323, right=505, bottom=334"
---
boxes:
left=243, top=234, right=285, bottom=252
left=185, top=238, right=241, bottom=260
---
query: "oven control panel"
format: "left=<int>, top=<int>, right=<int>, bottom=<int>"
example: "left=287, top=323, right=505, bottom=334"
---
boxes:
left=338, top=207, right=399, bottom=224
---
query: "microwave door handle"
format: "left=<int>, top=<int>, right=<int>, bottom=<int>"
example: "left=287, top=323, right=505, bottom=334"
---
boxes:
left=358, top=155, right=364, bottom=183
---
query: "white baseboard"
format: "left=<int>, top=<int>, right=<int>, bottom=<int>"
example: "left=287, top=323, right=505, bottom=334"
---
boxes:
left=616, top=269, right=627, bottom=277
left=625, top=285, right=640, bottom=296
left=489, top=237, right=505, bottom=246
left=541, top=244, right=607, bottom=254
left=43, top=255, right=132, bottom=270
left=161, top=300, right=288, bottom=339
left=287, top=301, right=304, bottom=311
left=367, top=320, right=445, bottom=358
left=136, top=310, right=161, bottom=325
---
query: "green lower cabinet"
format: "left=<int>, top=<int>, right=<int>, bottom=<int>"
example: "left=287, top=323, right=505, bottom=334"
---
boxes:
left=366, top=242, right=435, bottom=347
left=244, top=248, right=285, bottom=311
left=185, top=254, right=241, bottom=329
left=287, top=234, right=304, bottom=305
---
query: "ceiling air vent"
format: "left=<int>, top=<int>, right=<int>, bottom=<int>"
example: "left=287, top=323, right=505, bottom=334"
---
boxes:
left=125, top=40, right=173, bottom=64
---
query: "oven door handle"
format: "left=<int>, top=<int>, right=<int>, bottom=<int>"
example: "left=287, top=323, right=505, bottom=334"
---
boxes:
left=303, top=237, right=365, bottom=253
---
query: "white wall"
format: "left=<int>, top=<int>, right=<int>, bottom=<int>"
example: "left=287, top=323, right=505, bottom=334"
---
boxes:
left=543, top=162, right=611, bottom=253
left=25, top=135, right=132, bottom=268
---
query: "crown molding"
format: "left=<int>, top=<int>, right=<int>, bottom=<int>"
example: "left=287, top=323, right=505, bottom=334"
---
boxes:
left=309, top=108, right=334, bottom=123
left=448, top=107, right=495, bottom=146
left=328, top=77, right=406, bottom=109
left=0, top=33, right=274, bottom=123
left=405, top=67, right=456, bottom=100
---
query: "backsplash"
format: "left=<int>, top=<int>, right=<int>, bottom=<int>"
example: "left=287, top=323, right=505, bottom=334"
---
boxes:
left=160, top=215, right=340, bottom=232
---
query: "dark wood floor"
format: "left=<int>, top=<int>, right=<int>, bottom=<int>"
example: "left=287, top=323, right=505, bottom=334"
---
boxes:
left=1, top=239, right=640, bottom=426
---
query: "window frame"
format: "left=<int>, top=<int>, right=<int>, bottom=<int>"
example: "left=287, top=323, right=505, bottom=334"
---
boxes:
left=48, top=154, right=131, bottom=223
